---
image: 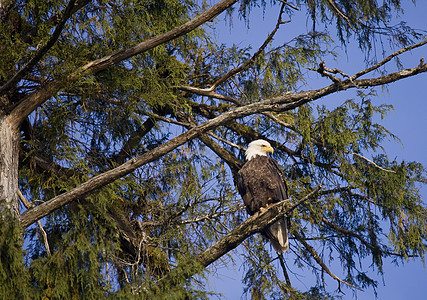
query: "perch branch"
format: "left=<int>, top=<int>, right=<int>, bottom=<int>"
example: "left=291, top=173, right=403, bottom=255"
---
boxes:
left=153, top=186, right=321, bottom=295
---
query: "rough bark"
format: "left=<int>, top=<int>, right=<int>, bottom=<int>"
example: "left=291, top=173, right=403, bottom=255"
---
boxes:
left=0, top=115, right=20, bottom=219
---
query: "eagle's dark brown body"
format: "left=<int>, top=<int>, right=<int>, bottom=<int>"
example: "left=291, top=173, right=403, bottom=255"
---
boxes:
left=236, top=155, right=290, bottom=252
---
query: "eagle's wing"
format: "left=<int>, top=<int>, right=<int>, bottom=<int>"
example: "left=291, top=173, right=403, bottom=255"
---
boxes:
left=263, top=157, right=290, bottom=253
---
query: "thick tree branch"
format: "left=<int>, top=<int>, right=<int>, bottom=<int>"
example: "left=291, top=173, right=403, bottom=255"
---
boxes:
left=7, top=0, right=240, bottom=128
left=153, top=186, right=321, bottom=295
left=20, top=60, right=427, bottom=228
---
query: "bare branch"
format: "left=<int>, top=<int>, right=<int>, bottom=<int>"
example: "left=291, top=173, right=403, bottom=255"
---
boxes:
left=198, top=133, right=244, bottom=174
left=179, top=86, right=241, bottom=104
left=277, top=0, right=299, bottom=11
left=349, top=151, right=396, bottom=173
left=294, top=232, right=362, bottom=291
left=17, top=189, right=51, bottom=256
left=262, top=111, right=295, bottom=129
left=179, top=2, right=289, bottom=95
left=208, top=3, right=288, bottom=90
left=351, top=39, right=427, bottom=80
left=207, top=131, right=246, bottom=151
left=326, top=0, right=354, bottom=30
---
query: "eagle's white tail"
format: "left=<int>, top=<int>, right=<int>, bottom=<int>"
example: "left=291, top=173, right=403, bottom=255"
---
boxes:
left=266, top=218, right=289, bottom=253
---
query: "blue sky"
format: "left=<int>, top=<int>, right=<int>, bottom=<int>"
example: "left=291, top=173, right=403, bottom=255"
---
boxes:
left=205, top=1, right=427, bottom=298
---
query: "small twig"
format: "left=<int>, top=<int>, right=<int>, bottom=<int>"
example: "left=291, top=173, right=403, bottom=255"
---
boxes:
left=148, top=112, right=191, bottom=127
left=262, top=112, right=295, bottom=129
left=179, top=2, right=290, bottom=97
left=277, top=0, right=299, bottom=11
left=207, top=131, right=246, bottom=151
left=179, top=206, right=244, bottom=224
left=294, top=232, right=363, bottom=291
left=287, top=184, right=322, bottom=214
left=349, top=151, right=396, bottom=173
left=17, top=189, right=51, bottom=256
left=210, top=3, right=288, bottom=90
left=326, top=0, right=354, bottom=30
left=179, top=86, right=241, bottom=104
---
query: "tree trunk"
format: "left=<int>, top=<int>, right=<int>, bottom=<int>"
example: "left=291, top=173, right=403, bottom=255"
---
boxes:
left=0, top=114, right=20, bottom=220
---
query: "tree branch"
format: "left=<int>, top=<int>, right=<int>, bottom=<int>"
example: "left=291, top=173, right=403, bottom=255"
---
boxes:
left=326, top=0, right=354, bottom=30
left=349, top=151, right=396, bottom=173
left=198, top=133, right=244, bottom=174
left=183, top=2, right=289, bottom=93
left=17, top=189, right=51, bottom=256
left=351, top=39, right=427, bottom=80
left=20, top=59, right=427, bottom=228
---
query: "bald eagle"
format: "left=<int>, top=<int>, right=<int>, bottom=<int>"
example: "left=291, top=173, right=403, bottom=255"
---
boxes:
left=236, top=139, right=290, bottom=253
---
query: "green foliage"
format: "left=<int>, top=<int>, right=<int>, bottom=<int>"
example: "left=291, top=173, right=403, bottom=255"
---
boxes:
left=0, top=212, right=32, bottom=299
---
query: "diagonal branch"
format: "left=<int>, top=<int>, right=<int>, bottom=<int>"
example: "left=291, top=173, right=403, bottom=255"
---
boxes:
left=17, top=189, right=51, bottom=256
left=19, top=60, right=427, bottom=228
left=348, top=151, right=396, bottom=173
left=351, top=39, right=427, bottom=80
left=294, top=232, right=362, bottom=291
left=326, top=0, right=354, bottom=30
left=0, top=0, right=77, bottom=95
left=7, top=0, right=240, bottom=128
left=208, top=3, right=289, bottom=90
left=180, top=3, right=289, bottom=95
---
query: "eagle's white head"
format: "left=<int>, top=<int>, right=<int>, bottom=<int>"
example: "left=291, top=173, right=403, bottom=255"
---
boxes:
left=245, top=139, right=274, bottom=161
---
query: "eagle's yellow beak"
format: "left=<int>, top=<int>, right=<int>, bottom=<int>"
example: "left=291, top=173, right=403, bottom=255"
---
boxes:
left=265, top=145, right=274, bottom=154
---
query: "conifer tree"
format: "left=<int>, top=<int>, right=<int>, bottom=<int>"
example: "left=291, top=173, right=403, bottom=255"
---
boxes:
left=0, top=0, right=426, bottom=298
